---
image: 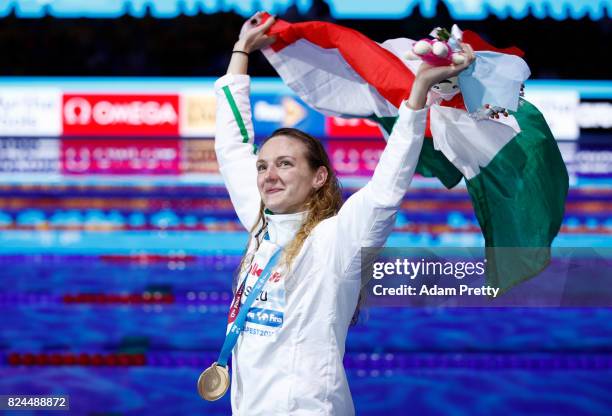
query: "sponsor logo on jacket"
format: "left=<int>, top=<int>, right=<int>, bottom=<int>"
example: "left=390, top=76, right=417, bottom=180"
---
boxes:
left=249, top=262, right=282, bottom=283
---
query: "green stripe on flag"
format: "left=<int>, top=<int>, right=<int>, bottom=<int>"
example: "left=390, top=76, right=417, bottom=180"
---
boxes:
left=417, top=141, right=463, bottom=189
left=375, top=101, right=568, bottom=293
left=222, top=85, right=250, bottom=144
left=466, top=99, right=569, bottom=292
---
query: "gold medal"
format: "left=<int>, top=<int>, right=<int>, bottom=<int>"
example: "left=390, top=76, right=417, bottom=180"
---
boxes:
left=197, top=362, right=230, bottom=401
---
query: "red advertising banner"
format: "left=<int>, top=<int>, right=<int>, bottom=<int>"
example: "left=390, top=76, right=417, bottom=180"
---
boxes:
left=327, top=140, right=385, bottom=177
left=61, top=139, right=180, bottom=175
left=63, top=94, right=179, bottom=136
left=325, top=116, right=384, bottom=139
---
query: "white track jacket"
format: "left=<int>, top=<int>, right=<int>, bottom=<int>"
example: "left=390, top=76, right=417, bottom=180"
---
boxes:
left=214, top=73, right=426, bottom=415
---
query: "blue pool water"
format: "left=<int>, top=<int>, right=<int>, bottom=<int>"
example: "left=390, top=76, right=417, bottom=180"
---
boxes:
left=1, top=256, right=611, bottom=415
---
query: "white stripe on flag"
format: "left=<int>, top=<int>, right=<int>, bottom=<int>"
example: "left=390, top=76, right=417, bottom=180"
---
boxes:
left=263, top=40, right=398, bottom=118
left=380, top=38, right=421, bottom=75
left=430, top=106, right=521, bottom=179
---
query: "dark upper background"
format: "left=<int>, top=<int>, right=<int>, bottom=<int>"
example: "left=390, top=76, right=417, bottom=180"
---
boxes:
left=1, top=1, right=610, bottom=79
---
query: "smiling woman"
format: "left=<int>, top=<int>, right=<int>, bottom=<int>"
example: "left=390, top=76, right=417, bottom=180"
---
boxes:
left=204, top=11, right=475, bottom=416
left=255, top=128, right=337, bottom=215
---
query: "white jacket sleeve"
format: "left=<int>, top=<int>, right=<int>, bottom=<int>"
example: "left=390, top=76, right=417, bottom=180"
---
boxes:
left=214, top=74, right=261, bottom=231
left=327, top=102, right=427, bottom=279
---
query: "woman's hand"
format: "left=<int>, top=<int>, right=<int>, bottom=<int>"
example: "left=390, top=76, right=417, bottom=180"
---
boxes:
left=234, top=12, right=277, bottom=54
left=227, top=13, right=276, bottom=75
left=415, top=42, right=475, bottom=88
left=406, top=42, right=476, bottom=110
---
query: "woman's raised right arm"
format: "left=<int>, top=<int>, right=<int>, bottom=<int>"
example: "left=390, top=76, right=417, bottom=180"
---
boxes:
left=214, top=14, right=276, bottom=231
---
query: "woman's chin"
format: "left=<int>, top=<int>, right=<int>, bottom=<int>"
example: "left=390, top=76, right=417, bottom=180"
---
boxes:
left=264, top=195, right=307, bottom=215
left=264, top=194, right=285, bottom=213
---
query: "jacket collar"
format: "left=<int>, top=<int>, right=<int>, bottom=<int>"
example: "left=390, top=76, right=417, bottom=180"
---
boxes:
left=263, top=211, right=307, bottom=246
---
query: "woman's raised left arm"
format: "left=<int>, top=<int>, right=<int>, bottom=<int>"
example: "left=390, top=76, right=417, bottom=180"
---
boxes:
left=325, top=44, right=476, bottom=279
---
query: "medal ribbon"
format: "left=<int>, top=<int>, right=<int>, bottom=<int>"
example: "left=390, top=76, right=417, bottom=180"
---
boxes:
left=217, top=245, right=282, bottom=367
left=227, top=279, right=246, bottom=325
left=226, top=230, right=271, bottom=326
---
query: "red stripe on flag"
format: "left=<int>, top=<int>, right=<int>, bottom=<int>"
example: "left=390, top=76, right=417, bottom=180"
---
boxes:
left=462, top=30, right=525, bottom=57
left=262, top=14, right=415, bottom=108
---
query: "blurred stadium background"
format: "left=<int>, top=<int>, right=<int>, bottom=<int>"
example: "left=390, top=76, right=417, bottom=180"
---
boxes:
left=0, top=1, right=611, bottom=415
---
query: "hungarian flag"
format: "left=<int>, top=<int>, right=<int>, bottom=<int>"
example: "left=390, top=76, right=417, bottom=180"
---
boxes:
left=260, top=16, right=569, bottom=293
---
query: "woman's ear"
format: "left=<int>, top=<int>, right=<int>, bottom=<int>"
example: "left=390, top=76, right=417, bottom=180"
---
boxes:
left=312, top=166, right=328, bottom=190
